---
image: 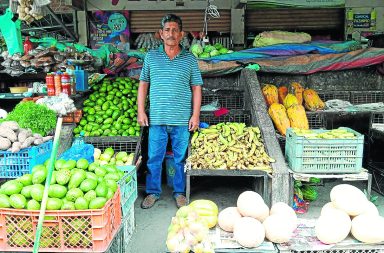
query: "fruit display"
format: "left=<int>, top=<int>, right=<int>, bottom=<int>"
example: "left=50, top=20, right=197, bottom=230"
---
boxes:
left=316, top=184, right=384, bottom=244
left=0, top=158, right=125, bottom=211
left=94, top=147, right=135, bottom=166
left=290, top=82, right=304, bottom=105
left=190, top=43, right=233, bottom=59
left=187, top=123, right=275, bottom=171
left=262, top=84, right=279, bottom=107
left=286, top=104, right=309, bottom=130
left=303, top=89, right=326, bottom=111
left=217, top=191, right=298, bottom=247
left=166, top=201, right=217, bottom=253
left=263, top=82, right=326, bottom=135
left=268, top=103, right=290, bottom=136
left=73, top=77, right=140, bottom=137
left=292, top=128, right=357, bottom=139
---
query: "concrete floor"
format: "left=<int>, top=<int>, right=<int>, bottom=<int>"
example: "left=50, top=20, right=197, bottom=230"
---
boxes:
left=127, top=176, right=384, bottom=253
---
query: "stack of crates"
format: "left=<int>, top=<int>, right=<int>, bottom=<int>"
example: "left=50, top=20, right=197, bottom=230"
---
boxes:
left=84, top=134, right=141, bottom=247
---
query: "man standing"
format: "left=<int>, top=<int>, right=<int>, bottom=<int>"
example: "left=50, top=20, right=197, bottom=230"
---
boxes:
left=137, top=14, right=203, bottom=209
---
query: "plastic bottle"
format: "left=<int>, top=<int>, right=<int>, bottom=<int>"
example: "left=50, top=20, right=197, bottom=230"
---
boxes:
left=23, top=36, right=33, bottom=56
left=54, top=73, right=62, bottom=96
left=66, top=68, right=76, bottom=94
left=61, top=73, right=71, bottom=96
left=72, top=131, right=85, bottom=146
left=46, top=73, right=55, bottom=96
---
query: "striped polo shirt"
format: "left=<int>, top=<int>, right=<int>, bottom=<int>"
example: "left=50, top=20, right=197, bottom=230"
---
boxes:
left=139, top=44, right=203, bottom=126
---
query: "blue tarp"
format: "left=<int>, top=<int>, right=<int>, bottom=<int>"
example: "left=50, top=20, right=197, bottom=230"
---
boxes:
left=203, top=41, right=361, bottom=62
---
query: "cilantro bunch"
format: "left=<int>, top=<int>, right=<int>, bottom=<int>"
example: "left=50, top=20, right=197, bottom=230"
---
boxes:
left=4, top=102, right=57, bottom=136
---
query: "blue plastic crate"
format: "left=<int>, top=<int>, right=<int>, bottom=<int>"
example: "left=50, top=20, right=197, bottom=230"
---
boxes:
left=285, top=128, right=364, bottom=174
left=117, top=165, right=137, bottom=217
left=0, top=141, right=52, bottom=178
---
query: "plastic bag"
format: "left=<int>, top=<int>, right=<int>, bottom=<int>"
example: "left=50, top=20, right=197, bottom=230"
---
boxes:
left=59, top=143, right=94, bottom=163
left=0, top=9, right=23, bottom=55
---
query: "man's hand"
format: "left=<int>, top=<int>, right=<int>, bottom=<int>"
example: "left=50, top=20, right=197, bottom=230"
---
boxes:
left=189, top=114, right=199, bottom=131
left=137, top=111, right=149, bottom=126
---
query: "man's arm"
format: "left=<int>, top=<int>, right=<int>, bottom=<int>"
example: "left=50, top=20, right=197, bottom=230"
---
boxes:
left=189, top=85, right=202, bottom=131
left=137, top=81, right=149, bottom=126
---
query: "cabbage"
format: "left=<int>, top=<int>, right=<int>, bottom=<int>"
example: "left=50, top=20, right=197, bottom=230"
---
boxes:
left=210, top=49, right=220, bottom=57
left=199, top=52, right=210, bottom=58
left=214, top=43, right=223, bottom=50
left=203, top=45, right=216, bottom=53
left=190, top=44, right=203, bottom=57
left=218, top=48, right=229, bottom=54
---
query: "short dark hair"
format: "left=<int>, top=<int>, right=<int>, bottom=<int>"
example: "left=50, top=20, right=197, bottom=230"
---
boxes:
left=161, top=14, right=183, bottom=31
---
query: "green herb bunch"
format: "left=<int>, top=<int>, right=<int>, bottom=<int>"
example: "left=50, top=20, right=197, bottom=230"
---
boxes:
left=4, top=102, right=57, bottom=136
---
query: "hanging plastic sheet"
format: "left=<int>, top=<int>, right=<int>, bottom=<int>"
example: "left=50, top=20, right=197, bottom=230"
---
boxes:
left=0, top=8, right=23, bottom=55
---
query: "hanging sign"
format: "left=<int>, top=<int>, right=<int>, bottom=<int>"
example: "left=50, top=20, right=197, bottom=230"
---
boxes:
left=90, top=11, right=130, bottom=49
left=353, top=13, right=371, bottom=28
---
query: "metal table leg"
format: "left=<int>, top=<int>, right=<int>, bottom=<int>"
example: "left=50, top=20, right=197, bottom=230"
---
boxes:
left=263, top=174, right=269, bottom=206
left=186, top=173, right=191, bottom=204
left=367, top=173, right=372, bottom=199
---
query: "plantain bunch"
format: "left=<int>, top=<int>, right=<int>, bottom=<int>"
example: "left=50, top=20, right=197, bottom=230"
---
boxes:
left=187, top=122, right=275, bottom=172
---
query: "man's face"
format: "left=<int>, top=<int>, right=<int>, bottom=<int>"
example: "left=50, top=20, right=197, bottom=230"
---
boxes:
left=160, top=21, right=184, bottom=47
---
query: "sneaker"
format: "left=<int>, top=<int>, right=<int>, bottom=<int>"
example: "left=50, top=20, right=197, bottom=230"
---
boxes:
left=174, top=195, right=187, bottom=208
left=141, top=194, right=159, bottom=209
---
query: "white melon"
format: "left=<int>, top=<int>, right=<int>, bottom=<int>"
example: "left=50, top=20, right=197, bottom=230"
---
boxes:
left=263, top=214, right=294, bottom=243
left=315, top=209, right=351, bottom=244
left=330, top=184, right=368, bottom=216
left=351, top=214, right=384, bottom=244
left=269, top=202, right=297, bottom=231
left=320, top=202, right=338, bottom=216
left=237, top=191, right=268, bottom=221
left=218, top=207, right=242, bottom=232
left=233, top=217, right=265, bottom=248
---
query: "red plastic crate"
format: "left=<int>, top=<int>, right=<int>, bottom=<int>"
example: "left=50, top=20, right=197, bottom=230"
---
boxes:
left=0, top=189, right=122, bottom=252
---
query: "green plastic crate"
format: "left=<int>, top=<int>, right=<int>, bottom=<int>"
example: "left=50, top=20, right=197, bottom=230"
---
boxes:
left=117, top=165, right=137, bottom=217
left=285, top=127, right=364, bottom=174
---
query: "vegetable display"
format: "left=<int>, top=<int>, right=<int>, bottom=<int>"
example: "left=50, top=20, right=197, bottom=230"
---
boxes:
left=73, top=77, right=140, bottom=137
left=190, top=43, right=233, bottom=59
left=187, top=123, right=274, bottom=171
left=0, top=121, right=52, bottom=152
left=1, top=102, right=57, bottom=137
left=166, top=202, right=216, bottom=253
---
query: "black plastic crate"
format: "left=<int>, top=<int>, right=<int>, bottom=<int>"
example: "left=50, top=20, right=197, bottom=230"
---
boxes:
left=317, top=91, right=350, bottom=102
left=202, top=90, right=244, bottom=110
left=350, top=91, right=384, bottom=105
left=367, top=162, right=384, bottom=196
left=84, top=136, right=140, bottom=153
left=200, top=110, right=251, bottom=126
left=306, top=112, right=326, bottom=129
left=371, top=111, right=384, bottom=125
